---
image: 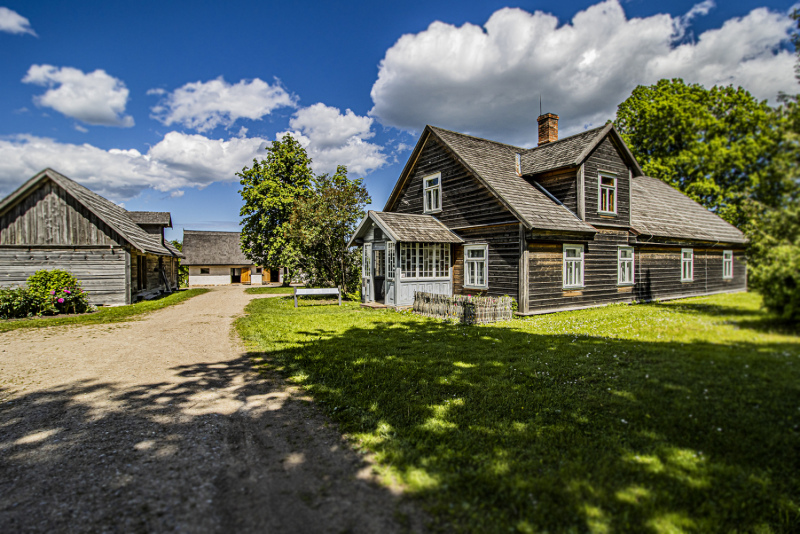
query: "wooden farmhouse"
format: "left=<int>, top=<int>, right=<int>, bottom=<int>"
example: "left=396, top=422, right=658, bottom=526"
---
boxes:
left=182, top=230, right=279, bottom=286
left=349, top=114, right=747, bottom=314
left=0, top=169, right=182, bottom=306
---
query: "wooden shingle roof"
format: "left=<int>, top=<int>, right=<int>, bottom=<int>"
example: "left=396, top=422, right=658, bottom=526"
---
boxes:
left=348, top=211, right=463, bottom=246
left=127, top=211, right=173, bottom=227
left=427, top=127, right=595, bottom=234
left=0, top=169, right=182, bottom=257
left=182, top=230, right=252, bottom=266
left=631, top=176, right=746, bottom=244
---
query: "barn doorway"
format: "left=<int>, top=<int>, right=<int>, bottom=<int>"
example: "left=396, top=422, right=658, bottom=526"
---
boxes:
left=230, top=268, right=241, bottom=283
left=270, top=269, right=280, bottom=283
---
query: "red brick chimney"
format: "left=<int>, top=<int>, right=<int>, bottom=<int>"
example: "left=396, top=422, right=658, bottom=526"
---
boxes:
left=537, top=113, right=559, bottom=146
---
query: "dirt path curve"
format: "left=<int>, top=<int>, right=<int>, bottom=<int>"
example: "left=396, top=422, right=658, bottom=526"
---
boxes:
left=0, top=286, right=425, bottom=533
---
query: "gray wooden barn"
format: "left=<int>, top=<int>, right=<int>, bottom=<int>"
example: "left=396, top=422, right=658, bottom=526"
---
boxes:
left=0, top=169, right=183, bottom=305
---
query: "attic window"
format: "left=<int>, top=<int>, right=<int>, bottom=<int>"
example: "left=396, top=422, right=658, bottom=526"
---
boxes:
left=598, top=173, right=617, bottom=214
left=424, top=173, right=442, bottom=213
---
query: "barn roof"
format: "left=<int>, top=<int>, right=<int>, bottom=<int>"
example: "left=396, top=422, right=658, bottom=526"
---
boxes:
left=0, top=169, right=182, bottom=257
left=127, top=211, right=173, bottom=227
left=631, top=176, right=747, bottom=244
left=182, top=230, right=252, bottom=266
left=348, top=211, right=464, bottom=246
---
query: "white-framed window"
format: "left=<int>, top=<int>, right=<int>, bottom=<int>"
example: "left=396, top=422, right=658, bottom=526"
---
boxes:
left=563, top=244, right=585, bottom=289
left=423, top=173, right=442, bottom=213
left=598, top=173, right=617, bottom=214
left=386, top=245, right=395, bottom=279
left=400, top=243, right=450, bottom=279
left=681, top=248, right=694, bottom=282
left=464, top=244, right=488, bottom=289
left=723, top=250, right=733, bottom=279
left=618, top=247, right=634, bottom=285
left=362, top=245, right=371, bottom=277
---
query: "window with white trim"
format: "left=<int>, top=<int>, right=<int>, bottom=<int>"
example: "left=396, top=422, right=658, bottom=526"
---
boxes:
left=723, top=250, right=733, bottom=279
left=400, top=243, right=450, bottom=278
left=598, top=173, right=617, bottom=214
left=618, top=247, right=634, bottom=285
left=362, top=246, right=371, bottom=276
left=386, top=245, right=395, bottom=279
left=563, top=244, right=584, bottom=288
left=681, top=249, right=694, bottom=282
left=423, top=173, right=442, bottom=213
left=464, top=244, right=488, bottom=288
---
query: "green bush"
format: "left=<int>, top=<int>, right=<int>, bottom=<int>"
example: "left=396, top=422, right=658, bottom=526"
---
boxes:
left=755, top=245, right=800, bottom=322
left=0, top=287, right=44, bottom=319
left=25, top=269, right=91, bottom=315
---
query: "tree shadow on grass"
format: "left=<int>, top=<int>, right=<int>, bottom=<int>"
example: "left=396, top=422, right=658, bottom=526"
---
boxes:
left=0, top=355, right=425, bottom=533
left=244, top=313, right=800, bottom=533
left=652, top=300, right=799, bottom=336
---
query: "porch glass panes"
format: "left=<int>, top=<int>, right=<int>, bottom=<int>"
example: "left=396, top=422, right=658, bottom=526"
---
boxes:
left=386, top=245, right=395, bottom=279
left=374, top=250, right=385, bottom=277
left=400, top=243, right=450, bottom=279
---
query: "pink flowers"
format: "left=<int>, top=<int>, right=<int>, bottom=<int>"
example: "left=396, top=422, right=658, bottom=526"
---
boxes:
left=57, top=298, right=64, bottom=303
left=50, top=290, right=56, bottom=295
left=64, top=290, right=71, bottom=295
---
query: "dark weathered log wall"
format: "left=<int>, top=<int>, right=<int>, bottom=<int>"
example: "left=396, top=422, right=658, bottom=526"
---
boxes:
left=583, top=137, right=631, bottom=227
left=392, top=137, right=518, bottom=228
left=453, top=225, right=519, bottom=299
left=0, top=248, right=128, bottom=306
left=533, top=169, right=578, bottom=215
left=0, top=180, right=122, bottom=246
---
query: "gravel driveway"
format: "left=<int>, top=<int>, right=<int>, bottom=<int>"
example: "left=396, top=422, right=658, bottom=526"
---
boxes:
left=0, top=286, right=424, bottom=533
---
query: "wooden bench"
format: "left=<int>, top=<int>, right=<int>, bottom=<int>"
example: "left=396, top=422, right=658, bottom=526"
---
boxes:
left=294, top=287, right=341, bottom=308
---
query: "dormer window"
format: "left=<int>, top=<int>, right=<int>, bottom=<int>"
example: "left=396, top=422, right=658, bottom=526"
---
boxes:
left=598, top=173, right=617, bottom=214
left=424, top=173, right=442, bottom=213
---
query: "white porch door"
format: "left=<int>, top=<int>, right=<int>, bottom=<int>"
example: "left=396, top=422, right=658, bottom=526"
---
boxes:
left=362, top=243, right=372, bottom=302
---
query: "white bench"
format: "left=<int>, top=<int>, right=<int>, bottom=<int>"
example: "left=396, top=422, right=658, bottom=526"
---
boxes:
left=294, top=287, right=341, bottom=308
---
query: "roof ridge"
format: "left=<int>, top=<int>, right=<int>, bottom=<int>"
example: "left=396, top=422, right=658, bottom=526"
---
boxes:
left=428, top=125, right=524, bottom=151
left=522, top=124, right=607, bottom=155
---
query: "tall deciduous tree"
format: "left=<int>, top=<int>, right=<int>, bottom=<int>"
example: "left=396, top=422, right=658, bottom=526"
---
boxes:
left=284, top=165, right=370, bottom=295
left=238, top=134, right=313, bottom=284
left=614, top=78, right=790, bottom=228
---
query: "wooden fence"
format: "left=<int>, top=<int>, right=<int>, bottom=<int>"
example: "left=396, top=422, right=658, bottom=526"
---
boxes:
left=412, top=291, right=514, bottom=325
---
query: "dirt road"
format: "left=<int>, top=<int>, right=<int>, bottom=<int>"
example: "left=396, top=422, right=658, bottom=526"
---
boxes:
left=0, top=286, right=424, bottom=533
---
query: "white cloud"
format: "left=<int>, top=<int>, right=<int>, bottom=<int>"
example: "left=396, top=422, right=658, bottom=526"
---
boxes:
left=369, top=0, right=797, bottom=146
left=0, top=7, right=36, bottom=36
left=22, top=65, right=134, bottom=127
left=278, top=103, right=387, bottom=175
left=0, top=132, right=268, bottom=201
left=150, top=77, right=296, bottom=132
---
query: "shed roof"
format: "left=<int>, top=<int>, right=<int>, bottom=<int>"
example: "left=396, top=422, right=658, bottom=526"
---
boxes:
left=348, top=211, right=464, bottom=247
left=128, top=211, right=173, bottom=227
left=631, top=176, right=747, bottom=244
left=0, top=169, right=182, bottom=257
left=182, top=230, right=253, bottom=265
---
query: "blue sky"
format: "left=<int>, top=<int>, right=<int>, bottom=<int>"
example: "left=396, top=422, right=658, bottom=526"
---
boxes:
left=1, top=0, right=797, bottom=241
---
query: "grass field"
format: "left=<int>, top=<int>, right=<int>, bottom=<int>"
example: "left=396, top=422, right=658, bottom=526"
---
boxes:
left=236, top=292, right=800, bottom=533
left=244, top=286, right=299, bottom=295
left=0, top=288, right=209, bottom=333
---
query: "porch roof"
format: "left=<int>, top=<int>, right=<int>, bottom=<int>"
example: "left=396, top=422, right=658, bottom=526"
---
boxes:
left=348, top=211, right=464, bottom=247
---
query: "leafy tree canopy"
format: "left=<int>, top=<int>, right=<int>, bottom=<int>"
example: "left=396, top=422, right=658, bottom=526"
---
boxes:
left=238, top=134, right=313, bottom=282
left=614, top=78, right=791, bottom=228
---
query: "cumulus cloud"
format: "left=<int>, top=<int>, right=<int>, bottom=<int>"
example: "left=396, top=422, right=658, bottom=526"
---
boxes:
left=150, top=77, right=296, bottom=132
left=279, top=103, right=387, bottom=175
left=370, top=0, right=797, bottom=146
left=22, top=65, right=134, bottom=127
left=0, top=7, right=36, bottom=36
left=0, top=132, right=268, bottom=201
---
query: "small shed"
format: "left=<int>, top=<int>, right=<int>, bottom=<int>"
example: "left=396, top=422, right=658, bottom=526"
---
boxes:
left=347, top=211, right=463, bottom=306
left=182, top=230, right=271, bottom=286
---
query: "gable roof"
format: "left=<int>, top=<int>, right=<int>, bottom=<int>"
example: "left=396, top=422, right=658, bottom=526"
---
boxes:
left=128, top=211, right=173, bottom=227
left=0, top=169, right=182, bottom=257
left=520, top=123, right=644, bottom=176
left=182, top=230, right=252, bottom=265
left=386, top=126, right=595, bottom=235
left=631, top=176, right=747, bottom=244
left=348, top=211, right=464, bottom=247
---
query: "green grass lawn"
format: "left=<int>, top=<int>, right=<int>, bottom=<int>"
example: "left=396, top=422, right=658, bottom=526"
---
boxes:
left=244, top=286, right=299, bottom=295
left=235, top=292, right=800, bottom=533
left=0, top=288, right=209, bottom=332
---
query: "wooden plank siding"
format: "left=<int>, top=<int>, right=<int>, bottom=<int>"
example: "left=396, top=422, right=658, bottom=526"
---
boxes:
left=582, top=136, right=631, bottom=227
left=392, top=137, right=518, bottom=228
left=453, top=224, right=519, bottom=299
left=0, top=248, right=128, bottom=306
left=531, top=169, right=579, bottom=216
left=0, top=180, right=122, bottom=247
left=130, top=250, right=178, bottom=299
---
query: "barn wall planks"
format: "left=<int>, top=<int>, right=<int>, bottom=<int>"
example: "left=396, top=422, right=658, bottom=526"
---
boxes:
left=453, top=225, right=519, bottom=300
left=0, top=248, right=128, bottom=306
left=582, top=137, right=631, bottom=227
left=0, top=180, right=122, bottom=246
left=392, top=137, right=518, bottom=228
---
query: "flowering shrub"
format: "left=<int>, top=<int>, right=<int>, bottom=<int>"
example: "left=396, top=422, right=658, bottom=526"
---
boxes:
left=25, top=269, right=91, bottom=315
left=0, top=287, right=43, bottom=319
